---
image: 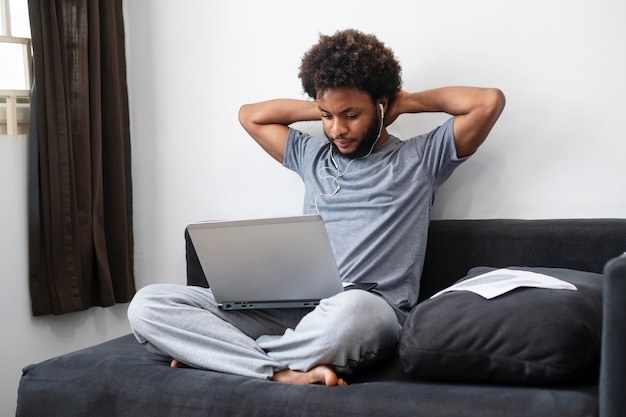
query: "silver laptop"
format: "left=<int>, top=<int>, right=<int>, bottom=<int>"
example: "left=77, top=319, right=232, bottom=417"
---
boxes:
left=186, top=215, right=345, bottom=310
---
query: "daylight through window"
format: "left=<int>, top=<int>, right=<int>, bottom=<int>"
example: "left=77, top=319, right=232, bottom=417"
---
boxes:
left=0, top=0, right=31, bottom=135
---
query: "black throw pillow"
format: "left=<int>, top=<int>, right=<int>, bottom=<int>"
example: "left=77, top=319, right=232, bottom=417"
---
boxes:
left=399, top=267, right=603, bottom=385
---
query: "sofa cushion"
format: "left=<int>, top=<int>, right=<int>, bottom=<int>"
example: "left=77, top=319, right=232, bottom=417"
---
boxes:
left=399, top=267, right=603, bottom=385
left=17, top=334, right=600, bottom=417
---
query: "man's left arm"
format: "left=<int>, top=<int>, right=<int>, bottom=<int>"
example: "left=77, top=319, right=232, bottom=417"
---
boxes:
left=387, top=87, right=506, bottom=157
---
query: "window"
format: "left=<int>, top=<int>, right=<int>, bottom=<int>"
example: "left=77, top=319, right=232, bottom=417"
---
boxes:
left=0, top=0, right=31, bottom=135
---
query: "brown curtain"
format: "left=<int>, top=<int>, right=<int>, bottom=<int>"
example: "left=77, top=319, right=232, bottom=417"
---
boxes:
left=27, top=0, right=135, bottom=316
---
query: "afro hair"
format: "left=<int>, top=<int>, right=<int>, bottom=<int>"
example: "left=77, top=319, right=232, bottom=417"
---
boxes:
left=299, top=29, right=402, bottom=104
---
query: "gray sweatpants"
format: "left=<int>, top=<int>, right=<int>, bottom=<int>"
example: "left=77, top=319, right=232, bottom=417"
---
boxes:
left=127, top=284, right=400, bottom=380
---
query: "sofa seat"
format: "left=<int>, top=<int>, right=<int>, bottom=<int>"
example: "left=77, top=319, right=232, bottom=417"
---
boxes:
left=17, top=334, right=598, bottom=417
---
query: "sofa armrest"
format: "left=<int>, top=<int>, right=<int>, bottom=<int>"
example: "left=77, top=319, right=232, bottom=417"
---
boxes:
left=600, top=253, right=626, bottom=417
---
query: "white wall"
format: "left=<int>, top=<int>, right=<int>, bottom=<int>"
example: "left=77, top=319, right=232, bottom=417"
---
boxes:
left=125, top=0, right=626, bottom=289
left=2, top=0, right=625, bottom=413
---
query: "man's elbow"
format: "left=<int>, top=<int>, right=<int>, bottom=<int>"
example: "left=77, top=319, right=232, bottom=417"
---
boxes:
left=238, top=104, right=254, bottom=130
left=478, top=88, right=506, bottom=137
left=455, top=89, right=506, bottom=158
left=486, top=88, right=506, bottom=119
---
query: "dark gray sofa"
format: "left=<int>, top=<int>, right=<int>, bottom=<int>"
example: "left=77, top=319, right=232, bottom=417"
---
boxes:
left=16, top=218, right=626, bottom=417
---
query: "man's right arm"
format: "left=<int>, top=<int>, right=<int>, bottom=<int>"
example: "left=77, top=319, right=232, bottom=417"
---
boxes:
left=238, top=99, right=321, bottom=163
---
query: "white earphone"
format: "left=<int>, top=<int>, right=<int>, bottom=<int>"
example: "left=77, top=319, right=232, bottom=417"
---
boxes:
left=314, top=101, right=386, bottom=214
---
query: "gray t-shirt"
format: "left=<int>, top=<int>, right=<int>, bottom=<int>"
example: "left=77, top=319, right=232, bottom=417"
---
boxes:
left=283, top=117, right=466, bottom=321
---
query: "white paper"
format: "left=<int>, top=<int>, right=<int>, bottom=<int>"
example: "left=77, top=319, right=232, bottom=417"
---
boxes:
left=430, top=268, right=577, bottom=300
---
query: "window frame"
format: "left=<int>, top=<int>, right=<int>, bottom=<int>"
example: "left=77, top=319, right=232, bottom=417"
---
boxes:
left=0, top=0, right=32, bottom=136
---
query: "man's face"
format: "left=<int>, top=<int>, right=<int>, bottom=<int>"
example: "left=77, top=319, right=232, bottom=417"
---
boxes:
left=317, top=88, right=384, bottom=159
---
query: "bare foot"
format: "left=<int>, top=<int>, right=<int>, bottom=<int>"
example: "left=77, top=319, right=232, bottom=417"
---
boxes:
left=170, top=359, right=190, bottom=368
left=271, top=366, right=347, bottom=386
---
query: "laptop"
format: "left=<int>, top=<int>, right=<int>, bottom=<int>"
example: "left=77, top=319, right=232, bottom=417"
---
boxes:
left=187, top=214, right=347, bottom=310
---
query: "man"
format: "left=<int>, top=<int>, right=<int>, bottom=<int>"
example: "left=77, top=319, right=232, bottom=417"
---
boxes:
left=128, top=29, right=505, bottom=386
